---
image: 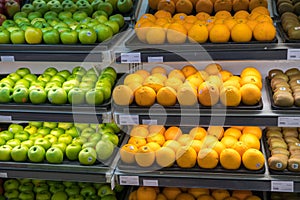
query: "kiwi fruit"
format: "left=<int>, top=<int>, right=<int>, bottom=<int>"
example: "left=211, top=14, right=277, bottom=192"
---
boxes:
left=277, top=0, right=293, bottom=6
left=288, top=26, right=300, bottom=39
left=268, top=69, right=284, bottom=79
left=266, top=127, right=282, bottom=132
left=268, top=155, right=288, bottom=170
left=268, top=137, right=285, bottom=145
left=294, top=2, right=300, bottom=15
left=273, top=73, right=290, bottom=82
left=214, top=0, right=232, bottom=12
left=273, top=91, right=294, bottom=107
left=271, top=77, right=287, bottom=90
left=274, top=86, right=292, bottom=93
left=195, top=0, right=213, bottom=14
left=285, top=67, right=299, bottom=76
left=288, top=157, right=300, bottom=171
left=281, top=11, right=298, bottom=21
left=271, top=148, right=290, bottom=157
left=283, top=127, right=298, bottom=137
left=270, top=140, right=288, bottom=150
left=285, top=136, right=300, bottom=143
left=278, top=2, right=294, bottom=15
left=267, top=130, right=284, bottom=138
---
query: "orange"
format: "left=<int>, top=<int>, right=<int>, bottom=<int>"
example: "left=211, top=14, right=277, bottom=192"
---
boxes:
left=156, top=86, right=177, bottom=106
left=220, top=85, right=241, bottom=107
left=120, top=144, right=138, bottom=164
left=247, top=12, right=261, bottom=20
left=152, top=72, right=168, bottom=82
left=223, top=79, right=241, bottom=89
left=136, top=186, right=157, bottom=200
left=128, top=190, right=138, bottom=200
left=232, top=190, right=253, bottom=200
left=177, top=134, right=193, bottom=145
left=156, top=146, right=176, bottom=167
left=201, top=135, right=219, bottom=149
left=127, top=82, right=142, bottom=92
left=251, top=6, right=270, bottom=15
left=224, top=127, right=242, bottom=139
left=112, top=84, right=134, bottom=105
left=148, top=125, right=166, bottom=135
left=234, top=10, right=250, bottom=18
left=236, top=18, right=248, bottom=24
left=168, top=69, right=186, bottom=81
left=239, top=133, right=260, bottom=150
left=154, top=10, right=172, bottom=19
left=189, top=126, right=207, bottom=140
left=253, top=22, right=276, bottom=41
left=242, top=148, right=265, bottom=170
left=143, top=75, right=164, bottom=92
left=240, top=67, right=262, bottom=79
left=211, top=189, right=230, bottom=200
left=204, top=63, right=222, bottom=75
left=209, top=24, right=230, bottom=43
left=255, top=14, right=273, bottom=23
left=130, top=125, right=149, bottom=138
left=163, top=140, right=182, bottom=153
left=188, top=24, right=209, bottom=43
left=147, top=133, right=166, bottom=146
left=140, top=14, right=157, bottom=23
left=206, top=75, right=223, bottom=88
left=146, top=26, right=166, bottom=44
left=135, top=145, right=155, bottom=167
left=213, top=141, right=226, bottom=155
left=135, top=69, right=150, bottom=79
left=197, top=148, right=219, bottom=169
left=186, top=73, right=204, bottom=88
left=176, top=146, right=197, bottom=168
left=197, top=82, right=220, bottom=106
left=214, top=18, right=225, bottom=24
left=157, top=194, right=168, bottom=200
left=177, top=83, right=198, bottom=106
left=184, top=22, right=194, bottom=31
left=231, top=23, right=252, bottom=42
left=188, top=188, right=210, bottom=198
left=124, top=73, right=144, bottom=85
left=175, top=193, right=195, bottom=200
left=190, top=139, right=203, bottom=153
left=197, top=194, right=215, bottom=200
left=245, top=195, right=262, bottom=200
left=220, top=70, right=233, bottom=82
left=134, top=86, right=156, bottom=107
left=220, top=148, right=241, bottom=169
left=231, top=140, right=249, bottom=157
left=246, top=19, right=258, bottom=31
left=196, top=12, right=210, bottom=20
left=128, top=136, right=147, bottom=148
left=164, top=126, right=183, bottom=140
left=173, top=13, right=187, bottom=21
left=145, top=142, right=161, bottom=151
left=228, top=75, right=241, bottom=83
left=165, top=77, right=184, bottom=91
left=207, top=126, right=224, bottom=140
left=162, top=187, right=182, bottom=200
left=221, top=135, right=238, bottom=148
left=155, top=18, right=169, bottom=26
left=167, top=22, right=187, bottom=43
left=135, top=20, right=155, bottom=43
left=181, top=65, right=198, bottom=78
left=224, top=17, right=237, bottom=30
left=240, top=83, right=261, bottom=105
left=223, top=197, right=239, bottom=200
left=151, top=66, right=167, bottom=75
left=185, top=15, right=198, bottom=23
left=215, top=10, right=232, bottom=19
left=240, top=75, right=262, bottom=90
left=242, top=126, right=262, bottom=139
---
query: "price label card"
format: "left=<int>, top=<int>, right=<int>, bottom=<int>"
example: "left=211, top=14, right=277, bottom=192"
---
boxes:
left=143, top=179, right=158, bottom=186
left=1, top=56, right=15, bottom=62
left=142, top=119, right=157, bottom=125
left=0, top=173, right=7, bottom=178
left=119, top=115, right=139, bottom=125
left=287, top=49, right=300, bottom=60
left=148, top=56, right=163, bottom=63
left=121, top=53, right=141, bottom=63
left=271, top=181, right=294, bottom=192
left=278, top=117, right=300, bottom=127
left=119, top=176, right=139, bottom=186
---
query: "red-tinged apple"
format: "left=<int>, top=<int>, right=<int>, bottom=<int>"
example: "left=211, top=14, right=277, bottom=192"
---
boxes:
left=27, top=145, right=45, bottom=162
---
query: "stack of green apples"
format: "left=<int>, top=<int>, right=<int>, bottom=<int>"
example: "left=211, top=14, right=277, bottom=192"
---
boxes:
left=0, top=66, right=117, bottom=105
left=0, top=121, right=121, bottom=165
left=2, top=178, right=123, bottom=200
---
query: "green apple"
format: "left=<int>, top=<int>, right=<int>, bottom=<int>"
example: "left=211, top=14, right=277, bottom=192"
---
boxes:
left=81, top=141, right=96, bottom=149
left=13, top=12, right=28, bottom=20
left=88, top=133, right=102, bottom=143
left=97, top=184, right=115, bottom=197
left=0, top=145, right=12, bottom=160
left=1, top=77, right=15, bottom=87
left=78, top=147, right=96, bottom=165
left=29, top=88, right=47, bottom=104
left=4, top=189, right=19, bottom=199
left=96, top=85, right=111, bottom=101
left=43, top=121, right=58, bottom=129
left=102, top=132, right=119, bottom=146
left=21, top=3, right=35, bottom=14
left=28, top=145, right=45, bottom=162
left=116, top=0, right=132, bottom=13
left=57, top=70, right=71, bottom=79
left=14, top=79, right=30, bottom=88
left=18, top=191, right=35, bottom=200
left=50, top=127, right=65, bottom=137
left=58, top=122, right=73, bottom=130
left=9, top=124, right=24, bottom=133
left=62, top=79, right=80, bottom=93
left=72, top=66, right=86, bottom=76
left=14, top=131, right=30, bottom=141
left=34, top=138, right=51, bottom=150
left=37, top=126, right=51, bottom=136
left=37, top=74, right=51, bottom=82
left=85, top=88, right=104, bottom=105
left=7, top=72, right=21, bottom=83
left=0, top=28, right=10, bottom=44
left=79, top=81, right=94, bottom=92
left=81, top=74, right=98, bottom=82
left=72, top=137, right=87, bottom=145
left=65, top=185, right=80, bottom=196
left=74, top=123, right=89, bottom=131
left=105, top=122, right=121, bottom=133
left=51, top=191, right=68, bottom=200
left=81, top=127, right=95, bottom=138
left=46, top=146, right=64, bottom=163
left=97, top=2, right=113, bottom=16
left=63, top=1, right=78, bottom=13
left=43, top=67, right=58, bottom=76
left=72, top=10, right=88, bottom=22
left=18, top=182, right=34, bottom=192
left=11, top=145, right=28, bottom=162
left=32, top=179, right=46, bottom=186
left=30, top=80, right=46, bottom=88
left=51, top=75, right=66, bottom=83
left=60, top=30, right=78, bottom=44
left=92, top=11, right=108, bottom=19
left=104, top=20, right=119, bottom=34
left=66, top=143, right=81, bottom=160
left=4, top=179, right=20, bottom=191
left=109, top=14, right=124, bottom=28
left=10, top=29, right=25, bottom=44
left=43, top=29, right=60, bottom=44
left=21, top=140, right=34, bottom=148
left=23, top=74, right=37, bottom=83
left=62, top=181, right=76, bottom=188
left=48, top=87, right=68, bottom=104
left=47, top=0, right=63, bottom=13
left=25, top=26, right=43, bottom=44
left=6, top=138, right=21, bottom=148
left=94, top=23, right=113, bottom=42
left=0, top=86, right=13, bottom=103
left=51, top=142, right=67, bottom=153
left=44, top=11, right=58, bottom=21
left=80, top=186, right=96, bottom=197
left=65, top=126, right=80, bottom=138
left=34, top=183, right=49, bottom=193
left=95, top=139, right=114, bottom=161
left=49, top=184, right=65, bottom=194
left=44, top=134, right=58, bottom=144
left=29, top=121, right=43, bottom=127
left=28, top=133, right=43, bottom=141
left=36, top=190, right=51, bottom=200
left=78, top=28, right=97, bottom=44
left=58, top=11, right=73, bottom=21
left=105, top=0, right=117, bottom=10
left=0, top=137, right=5, bottom=146
left=58, top=133, right=73, bottom=145
left=101, top=194, right=117, bottom=200
left=0, top=130, right=14, bottom=140
left=45, top=83, right=61, bottom=93
left=68, top=87, right=85, bottom=105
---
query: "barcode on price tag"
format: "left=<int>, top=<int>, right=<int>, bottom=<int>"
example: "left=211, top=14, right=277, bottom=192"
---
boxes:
left=119, top=115, right=139, bottom=125
left=278, top=117, right=300, bottom=127
left=121, top=53, right=141, bottom=63
left=119, top=176, right=139, bottom=186
left=0, top=173, right=7, bottom=178
left=288, top=49, right=300, bottom=60
left=1, top=56, right=15, bottom=62
left=143, top=179, right=158, bottom=186
left=271, top=181, right=294, bottom=192
left=148, top=56, right=163, bottom=63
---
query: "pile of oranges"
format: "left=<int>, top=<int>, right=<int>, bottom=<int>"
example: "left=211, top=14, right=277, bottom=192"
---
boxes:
left=134, top=7, right=276, bottom=44
left=129, top=186, right=262, bottom=200
left=112, top=63, right=262, bottom=107
left=120, top=125, right=265, bottom=171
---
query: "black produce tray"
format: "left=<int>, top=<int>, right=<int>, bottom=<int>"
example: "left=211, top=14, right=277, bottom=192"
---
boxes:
left=265, top=77, right=299, bottom=110
left=262, top=129, right=300, bottom=175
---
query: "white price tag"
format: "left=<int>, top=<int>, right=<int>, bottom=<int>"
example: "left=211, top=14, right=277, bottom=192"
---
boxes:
left=148, top=56, right=163, bottom=63
left=0, top=173, right=7, bottom=178
left=119, top=176, right=139, bottom=186
left=119, top=115, right=139, bottom=125
left=143, top=179, right=158, bottom=186
left=142, top=119, right=157, bottom=125
left=1, top=56, right=15, bottom=62
left=121, top=53, right=141, bottom=63
left=278, top=117, right=300, bottom=127
left=271, top=181, right=294, bottom=192
left=287, top=49, right=300, bottom=60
